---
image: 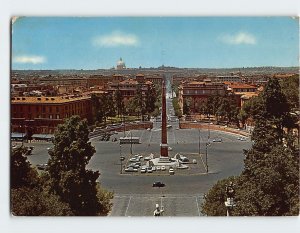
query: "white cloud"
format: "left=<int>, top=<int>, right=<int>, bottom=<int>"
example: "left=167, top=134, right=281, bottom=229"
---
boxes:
left=92, top=31, right=139, bottom=47
left=13, top=55, right=46, bottom=64
left=220, top=32, right=257, bottom=45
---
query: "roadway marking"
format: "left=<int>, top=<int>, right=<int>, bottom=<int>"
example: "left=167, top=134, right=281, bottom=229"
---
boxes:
left=124, top=196, right=132, bottom=216
left=196, top=197, right=201, bottom=216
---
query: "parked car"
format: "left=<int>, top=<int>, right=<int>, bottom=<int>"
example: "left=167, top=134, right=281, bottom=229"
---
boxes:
left=161, top=166, right=166, bottom=171
left=237, top=137, right=246, bottom=141
left=156, top=166, right=161, bottom=171
left=212, top=138, right=222, bottom=142
left=147, top=167, right=153, bottom=173
left=129, top=158, right=139, bottom=162
left=125, top=167, right=138, bottom=172
left=152, top=181, right=165, bottom=187
left=152, top=166, right=156, bottom=171
left=168, top=147, right=173, bottom=151
left=37, top=163, right=48, bottom=171
left=141, top=168, right=146, bottom=173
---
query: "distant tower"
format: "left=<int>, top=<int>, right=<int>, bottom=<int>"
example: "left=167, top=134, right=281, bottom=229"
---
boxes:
left=116, top=57, right=126, bottom=70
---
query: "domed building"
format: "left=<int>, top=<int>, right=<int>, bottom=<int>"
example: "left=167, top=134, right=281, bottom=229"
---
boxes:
left=116, top=57, right=126, bottom=70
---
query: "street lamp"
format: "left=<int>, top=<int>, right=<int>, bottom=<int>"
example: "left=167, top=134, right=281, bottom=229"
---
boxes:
left=119, top=144, right=123, bottom=174
left=205, top=142, right=209, bottom=173
left=224, top=182, right=236, bottom=216
left=198, top=128, right=201, bottom=156
left=19, top=124, right=24, bottom=147
left=130, top=131, right=133, bottom=155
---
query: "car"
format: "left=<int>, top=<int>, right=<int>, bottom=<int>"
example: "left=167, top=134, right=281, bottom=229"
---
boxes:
left=168, top=147, right=173, bottom=151
left=37, top=163, right=48, bottom=170
left=212, top=138, right=222, bottom=142
left=156, top=166, right=161, bottom=171
left=147, top=128, right=151, bottom=131
left=237, top=137, right=246, bottom=141
left=169, top=168, right=175, bottom=175
left=152, top=166, right=156, bottom=171
left=125, top=167, right=138, bottom=172
left=135, top=161, right=142, bottom=166
left=167, top=125, right=172, bottom=128
left=192, top=159, right=197, bottom=164
left=129, top=158, right=139, bottom=162
left=144, top=156, right=151, bottom=161
left=161, top=166, right=166, bottom=171
left=147, top=167, right=153, bottom=173
left=141, top=168, right=146, bottom=173
left=193, top=120, right=197, bottom=123
left=152, top=181, right=165, bottom=187
left=175, top=127, right=180, bottom=130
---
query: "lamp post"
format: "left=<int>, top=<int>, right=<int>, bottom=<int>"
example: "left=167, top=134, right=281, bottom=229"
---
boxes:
left=19, top=124, right=24, bottom=147
left=119, top=144, right=123, bottom=174
left=205, top=142, right=209, bottom=173
left=198, top=128, right=201, bottom=156
left=130, top=131, right=133, bottom=155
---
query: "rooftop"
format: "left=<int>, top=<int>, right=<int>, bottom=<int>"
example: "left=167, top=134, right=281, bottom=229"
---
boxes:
left=11, top=95, right=90, bottom=104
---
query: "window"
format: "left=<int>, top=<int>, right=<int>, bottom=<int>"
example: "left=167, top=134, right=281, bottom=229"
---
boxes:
left=56, top=114, right=60, bottom=119
left=56, top=106, right=59, bottom=113
left=42, top=106, right=46, bottom=113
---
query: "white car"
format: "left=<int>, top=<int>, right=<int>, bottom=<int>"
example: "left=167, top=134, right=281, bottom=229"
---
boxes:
left=237, top=137, right=246, bottom=141
left=161, top=166, right=166, bottom=171
left=141, top=168, right=146, bottom=173
left=168, top=147, right=173, bottom=151
left=144, top=156, right=151, bottom=161
left=147, top=167, right=153, bottom=173
left=156, top=166, right=161, bottom=171
left=129, top=158, right=139, bottom=162
left=152, top=166, right=156, bottom=171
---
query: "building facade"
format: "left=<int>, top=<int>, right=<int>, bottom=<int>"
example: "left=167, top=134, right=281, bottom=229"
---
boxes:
left=11, top=95, right=92, bottom=134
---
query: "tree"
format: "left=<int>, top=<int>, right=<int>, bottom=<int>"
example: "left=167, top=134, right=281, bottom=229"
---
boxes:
left=201, top=177, right=237, bottom=216
left=183, top=98, right=191, bottom=115
left=114, top=85, right=124, bottom=117
left=145, top=84, right=157, bottom=116
left=47, top=116, right=113, bottom=215
left=11, top=146, right=38, bottom=189
left=11, top=187, right=73, bottom=216
left=11, top=146, right=72, bottom=216
left=279, top=75, right=299, bottom=110
left=202, top=78, right=299, bottom=216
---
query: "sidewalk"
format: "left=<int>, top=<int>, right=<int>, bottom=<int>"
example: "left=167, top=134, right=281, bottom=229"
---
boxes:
left=179, top=122, right=251, bottom=137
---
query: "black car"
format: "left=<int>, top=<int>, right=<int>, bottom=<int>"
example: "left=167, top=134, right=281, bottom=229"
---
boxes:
left=152, top=181, right=165, bottom=187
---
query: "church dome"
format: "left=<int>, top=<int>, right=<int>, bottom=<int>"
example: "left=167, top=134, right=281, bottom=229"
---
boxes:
left=116, top=57, right=126, bottom=69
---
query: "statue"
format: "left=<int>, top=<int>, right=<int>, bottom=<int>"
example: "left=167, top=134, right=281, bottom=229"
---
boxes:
left=153, top=203, right=164, bottom=216
left=225, top=181, right=235, bottom=199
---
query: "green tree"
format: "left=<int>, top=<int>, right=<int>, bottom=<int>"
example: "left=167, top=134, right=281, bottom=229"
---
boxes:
left=47, top=116, right=113, bottom=215
left=201, top=177, right=237, bottom=216
left=202, top=78, right=299, bottom=216
left=11, top=146, right=38, bottom=189
left=145, top=84, right=157, bottom=116
left=11, top=146, right=72, bottom=216
left=11, top=187, right=73, bottom=216
left=114, top=86, right=124, bottom=117
left=279, top=75, right=299, bottom=110
left=183, top=98, right=191, bottom=115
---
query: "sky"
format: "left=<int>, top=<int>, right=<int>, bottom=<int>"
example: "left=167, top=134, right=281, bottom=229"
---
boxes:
left=11, top=17, right=299, bottom=70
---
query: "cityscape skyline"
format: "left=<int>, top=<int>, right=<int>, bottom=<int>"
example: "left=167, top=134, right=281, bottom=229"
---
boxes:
left=12, top=17, right=299, bottom=70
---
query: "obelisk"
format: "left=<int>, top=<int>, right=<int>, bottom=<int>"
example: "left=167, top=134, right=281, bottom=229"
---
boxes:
left=160, top=79, right=168, bottom=157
